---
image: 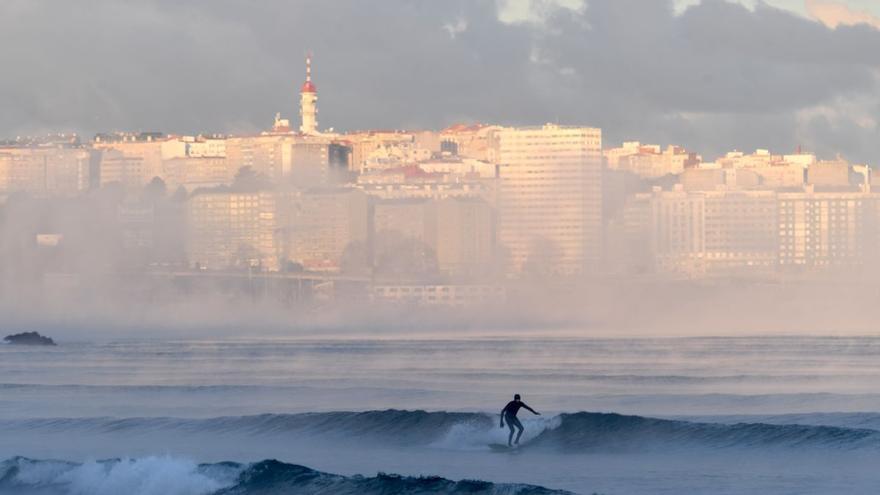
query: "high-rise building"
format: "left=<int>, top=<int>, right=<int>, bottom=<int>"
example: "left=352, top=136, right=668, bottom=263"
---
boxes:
left=704, top=190, right=778, bottom=275
left=778, top=190, right=870, bottom=268
left=225, top=134, right=292, bottom=181
left=289, top=137, right=331, bottom=185
left=426, top=197, right=496, bottom=278
left=645, top=188, right=706, bottom=277
left=279, top=188, right=370, bottom=271
left=187, top=190, right=278, bottom=271
left=496, top=124, right=603, bottom=275
left=370, top=196, right=497, bottom=279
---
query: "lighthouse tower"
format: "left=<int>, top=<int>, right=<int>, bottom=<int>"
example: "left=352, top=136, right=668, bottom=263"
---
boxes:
left=300, top=54, right=318, bottom=134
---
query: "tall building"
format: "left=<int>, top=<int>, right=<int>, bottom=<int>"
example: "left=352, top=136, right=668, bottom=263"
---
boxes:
left=279, top=188, right=370, bottom=271
left=778, top=190, right=870, bottom=268
left=370, top=196, right=496, bottom=279
left=187, top=190, right=278, bottom=271
left=300, top=54, right=318, bottom=135
left=496, top=124, right=603, bottom=275
left=289, top=137, right=331, bottom=185
left=704, top=190, right=778, bottom=276
left=645, top=188, right=706, bottom=277
left=426, top=197, right=496, bottom=278
left=226, top=134, right=293, bottom=181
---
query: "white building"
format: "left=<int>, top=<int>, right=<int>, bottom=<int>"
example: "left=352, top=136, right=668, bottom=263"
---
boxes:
left=497, top=124, right=603, bottom=275
left=778, top=190, right=870, bottom=268
left=0, top=146, right=91, bottom=197
left=605, top=142, right=699, bottom=179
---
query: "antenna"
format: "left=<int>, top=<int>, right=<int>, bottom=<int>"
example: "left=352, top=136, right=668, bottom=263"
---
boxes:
left=306, top=52, right=312, bottom=83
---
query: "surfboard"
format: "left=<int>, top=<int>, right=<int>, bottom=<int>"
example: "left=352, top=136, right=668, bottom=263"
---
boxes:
left=488, top=443, right=521, bottom=453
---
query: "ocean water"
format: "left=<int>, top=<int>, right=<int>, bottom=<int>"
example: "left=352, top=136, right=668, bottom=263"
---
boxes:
left=2, top=335, right=880, bottom=494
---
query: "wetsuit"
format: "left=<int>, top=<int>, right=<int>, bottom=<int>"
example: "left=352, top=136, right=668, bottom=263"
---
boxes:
left=501, top=400, right=537, bottom=445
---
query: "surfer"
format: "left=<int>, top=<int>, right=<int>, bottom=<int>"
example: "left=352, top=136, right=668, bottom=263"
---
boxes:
left=500, top=394, right=540, bottom=447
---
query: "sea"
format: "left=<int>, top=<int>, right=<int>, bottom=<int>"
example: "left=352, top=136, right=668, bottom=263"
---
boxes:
left=2, top=334, right=880, bottom=494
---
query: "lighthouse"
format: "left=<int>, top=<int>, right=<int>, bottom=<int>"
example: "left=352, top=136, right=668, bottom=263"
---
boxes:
left=300, top=54, right=318, bottom=134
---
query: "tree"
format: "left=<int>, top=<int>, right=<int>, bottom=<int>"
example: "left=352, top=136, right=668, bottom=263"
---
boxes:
left=143, top=176, right=167, bottom=201
left=172, top=185, right=189, bottom=203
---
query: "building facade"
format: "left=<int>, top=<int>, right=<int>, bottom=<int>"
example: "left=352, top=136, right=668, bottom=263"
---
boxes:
left=0, top=146, right=91, bottom=197
left=497, top=124, right=603, bottom=275
left=187, top=190, right=278, bottom=271
left=279, top=188, right=370, bottom=271
left=777, top=191, right=870, bottom=269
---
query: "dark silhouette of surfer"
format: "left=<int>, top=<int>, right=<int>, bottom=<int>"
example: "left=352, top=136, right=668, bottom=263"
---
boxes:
left=500, top=394, right=540, bottom=446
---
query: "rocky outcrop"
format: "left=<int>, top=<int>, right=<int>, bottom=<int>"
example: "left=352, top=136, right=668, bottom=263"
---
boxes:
left=3, top=332, right=56, bottom=346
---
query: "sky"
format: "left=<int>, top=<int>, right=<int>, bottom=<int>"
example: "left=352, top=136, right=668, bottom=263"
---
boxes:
left=675, top=0, right=880, bottom=18
left=1, top=0, right=879, bottom=163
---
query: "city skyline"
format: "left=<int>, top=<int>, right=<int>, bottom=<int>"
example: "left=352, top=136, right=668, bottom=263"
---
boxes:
left=2, top=0, right=880, bottom=164
left=6, top=4, right=880, bottom=495
left=1, top=50, right=870, bottom=169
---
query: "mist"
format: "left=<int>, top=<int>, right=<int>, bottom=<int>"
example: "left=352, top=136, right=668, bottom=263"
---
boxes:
left=4, top=1, right=880, bottom=495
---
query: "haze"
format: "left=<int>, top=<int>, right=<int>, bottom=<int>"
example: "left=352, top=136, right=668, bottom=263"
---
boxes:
left=5, top=3, right=880, bottom=495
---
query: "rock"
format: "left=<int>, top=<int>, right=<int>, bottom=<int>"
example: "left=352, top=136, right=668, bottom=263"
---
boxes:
left=3, top=332, right=56, bottom=346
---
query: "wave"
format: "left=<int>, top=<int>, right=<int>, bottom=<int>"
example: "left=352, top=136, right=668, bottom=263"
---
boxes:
left=0, top=456, right=233, bottom=495
left=0, top=410, right=492, bottom=445
left=0, top=457, right=571, bottom=495
left=529, top=412, right=880, bottom=452
left=674, top=412, right=880, bottom=431
left=3, top=410, right=879, bottom=452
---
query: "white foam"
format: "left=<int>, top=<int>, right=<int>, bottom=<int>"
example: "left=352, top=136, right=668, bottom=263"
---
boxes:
left=18, top=456, right=232, bottom=495
left=431, top=420, right=495, bottom=450
left=431, top=415, right=562, bottom=451
left=10, top=458, right=74, bottom=485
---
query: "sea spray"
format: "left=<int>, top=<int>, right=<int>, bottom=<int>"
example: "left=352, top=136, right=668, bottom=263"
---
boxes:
left=1, top=456, right=234, bottom=495
left=1, top=457, right=571, bottom=495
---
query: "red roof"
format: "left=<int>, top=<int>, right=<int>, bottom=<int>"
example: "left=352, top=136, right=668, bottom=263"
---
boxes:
left=301, top=81, right=316, bottom=93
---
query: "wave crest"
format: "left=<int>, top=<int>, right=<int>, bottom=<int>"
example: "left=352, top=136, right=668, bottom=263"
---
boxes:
left=0, top=457, right=570, bottom=495
left=530, top=412, right=880, bottom=452
left=3, top=410, right=879, bottom=452
left=0, top=456, right=234, bottom=495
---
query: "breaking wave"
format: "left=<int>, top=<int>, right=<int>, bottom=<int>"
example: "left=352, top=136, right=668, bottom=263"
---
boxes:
left=3, top=410, right=879, bottom=452
left=0, top=457, right=571, bottom=495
